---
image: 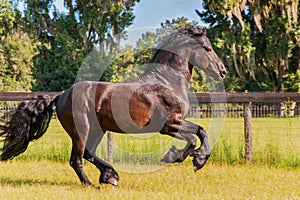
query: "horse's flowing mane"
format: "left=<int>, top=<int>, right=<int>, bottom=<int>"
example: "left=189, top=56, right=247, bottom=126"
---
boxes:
left=139, top=26, right=201, bottom=82
left=149, top=26, right=200, bottom=63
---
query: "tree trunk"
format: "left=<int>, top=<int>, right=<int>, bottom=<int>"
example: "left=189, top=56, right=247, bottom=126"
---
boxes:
left=277, top=59, right=286, bottom=91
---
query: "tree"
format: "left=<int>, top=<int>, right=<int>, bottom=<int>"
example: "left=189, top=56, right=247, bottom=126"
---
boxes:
left=31, top=13, right=85, bottom=91
left=22, top=0, right=139, bottom=91
left=0, top=1, right=36, bottom=92
left=198, top=0, right=300, bottom=91
left=64, top=0, right=139, bottom=54
left=203, top=0, right=298, bottom=33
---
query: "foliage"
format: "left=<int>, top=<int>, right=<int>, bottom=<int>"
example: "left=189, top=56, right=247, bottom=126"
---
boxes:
left=0, top=1, right=36, bottom=92
left=282, top=69, right=300, bottom=92
left=199, top=0, right=300, bottom=91
left=160, top=16, right=198, bottom=30
left=23, top=0, right=139, bottom=91
left=1, top=0, right=299, bottom=92
left=31, top=13, right=85, bottom=91
left=107, top=29, right=164, bottom=83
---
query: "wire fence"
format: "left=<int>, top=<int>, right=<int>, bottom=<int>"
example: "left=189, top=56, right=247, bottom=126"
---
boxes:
left=189, top=102, right=300, bottom=118
left=2, top=101, right=299, bottom=120
left=0, top=92, right=300, bottom=168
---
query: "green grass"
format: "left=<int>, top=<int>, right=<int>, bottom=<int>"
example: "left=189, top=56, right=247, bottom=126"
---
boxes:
left=0, top=161, right=299, bottom=199
left=212, top=118, right=300, bottom=167
left=1, top=118, right=299, bottom=199
left=12, top=117, right=300, bottom=168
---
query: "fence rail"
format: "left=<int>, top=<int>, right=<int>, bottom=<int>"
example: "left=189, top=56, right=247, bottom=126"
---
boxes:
left=2, top=91, right=299, bottom=103
left=0, top=92, right=61, bottom=101
left=0, top=92, right=300, bottom=163
left=189, top=92, right=300, bottom=103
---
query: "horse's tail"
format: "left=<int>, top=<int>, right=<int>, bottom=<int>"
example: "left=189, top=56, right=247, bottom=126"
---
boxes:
left=0, top=95, right=60, bottom=161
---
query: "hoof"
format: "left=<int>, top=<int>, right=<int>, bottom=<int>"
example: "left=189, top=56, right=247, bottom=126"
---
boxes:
left=100, top=168, right=119, bottom=186
left=106, top=177, right=119, bottom=186
left=192, top=155, right=210, bottom=172
left=161, top=146, right=181, bottom=163
left=100, top=176, right=119, bottom=186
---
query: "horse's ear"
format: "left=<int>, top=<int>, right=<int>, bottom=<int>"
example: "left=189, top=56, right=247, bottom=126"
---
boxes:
left=202, top=27, right=207, bottom=36
left=193, top=27, right=206, bottom=37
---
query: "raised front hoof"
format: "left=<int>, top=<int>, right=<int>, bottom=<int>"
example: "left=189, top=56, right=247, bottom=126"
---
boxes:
left=192, top=155, right=210, bottom=172
left=160, top=146, right=182, bottom=163
left=100, top=168, right=120, bottom=186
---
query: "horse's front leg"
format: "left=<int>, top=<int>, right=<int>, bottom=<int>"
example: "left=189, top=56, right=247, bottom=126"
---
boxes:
left=190, top=125, right=211, bottom=171
left=168, top=120, right=211, bottom=171
left=160, top=131, right=196, bottom=163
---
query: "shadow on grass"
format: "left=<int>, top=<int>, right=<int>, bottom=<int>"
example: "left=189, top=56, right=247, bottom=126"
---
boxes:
left=0, top=176, right=79, bottom=187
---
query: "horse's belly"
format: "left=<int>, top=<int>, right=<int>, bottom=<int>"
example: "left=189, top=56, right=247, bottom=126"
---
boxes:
left=96, top=98, right=153, bottom=133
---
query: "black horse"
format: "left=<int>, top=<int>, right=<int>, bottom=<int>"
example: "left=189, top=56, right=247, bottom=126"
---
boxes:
left=0, top=26, right=226, bottom=186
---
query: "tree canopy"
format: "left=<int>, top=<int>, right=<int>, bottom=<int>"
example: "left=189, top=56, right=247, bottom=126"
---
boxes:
left=198, top=0, right=300, bottom=91
left=0, top=0, right=299, bottom=92
left=0, top=1, right=36, bottom=92
left=0, top=0, right=139, bottom=91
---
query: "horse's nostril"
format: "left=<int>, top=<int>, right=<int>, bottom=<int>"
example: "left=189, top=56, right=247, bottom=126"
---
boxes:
left=220, top=70, right=227, bottom=78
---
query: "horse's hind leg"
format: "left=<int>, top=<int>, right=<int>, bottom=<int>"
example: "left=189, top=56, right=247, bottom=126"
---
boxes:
left=160, top=132, right=196, bottom=163
left=70, top=136, right=92, bottom=185
left=84, top=150, right=119, bottom=186
left=84, top=130, right=119, bottom=186
left=67, top=116, right=93, bottom=185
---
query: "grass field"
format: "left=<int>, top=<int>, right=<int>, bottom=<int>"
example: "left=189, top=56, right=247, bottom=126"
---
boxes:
left=13, top=118, right=300, bottom=168
left=0, top=118, right=299, bottom=199
left=0, top=161, right=299, bottom=199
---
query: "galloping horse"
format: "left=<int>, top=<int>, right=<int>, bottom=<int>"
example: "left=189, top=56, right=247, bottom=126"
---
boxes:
left=0, top=26, right=226, bottom=186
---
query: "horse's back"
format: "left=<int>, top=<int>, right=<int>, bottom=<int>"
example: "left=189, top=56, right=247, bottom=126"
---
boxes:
left=55, top=81, right=145, bottom=133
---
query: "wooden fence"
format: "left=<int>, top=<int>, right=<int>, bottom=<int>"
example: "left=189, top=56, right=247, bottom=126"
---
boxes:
left=1, top=92, right=300, bottom=162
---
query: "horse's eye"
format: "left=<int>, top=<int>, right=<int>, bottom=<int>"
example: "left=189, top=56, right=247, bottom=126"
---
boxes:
left=203, top=45, right=211, bottom=51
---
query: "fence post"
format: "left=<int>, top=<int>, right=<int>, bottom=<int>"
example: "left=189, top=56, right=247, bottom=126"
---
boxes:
left=244, top=102, right=253, bottom=162
left=107, top=131, right=114, bottom=163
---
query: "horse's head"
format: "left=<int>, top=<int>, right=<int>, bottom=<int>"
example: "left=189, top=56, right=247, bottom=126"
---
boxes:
left=179, top=26, right=227, bottom=81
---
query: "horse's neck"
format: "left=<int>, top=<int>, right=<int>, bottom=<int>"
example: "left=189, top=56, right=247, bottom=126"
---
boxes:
left=140, top=66, right=186, bottom=86
left=138, top=56, right=192, bottom=116
left=138, top=53, right=192, bottom=90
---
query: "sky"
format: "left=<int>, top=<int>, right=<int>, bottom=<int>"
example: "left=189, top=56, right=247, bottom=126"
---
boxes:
left=55, top=0, right=205, bottom=29
left=128, top=0, right=205, bottom=46
left=130, top=0, right=204, bottom=29
left=54, top=0, right=205, bottom=46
